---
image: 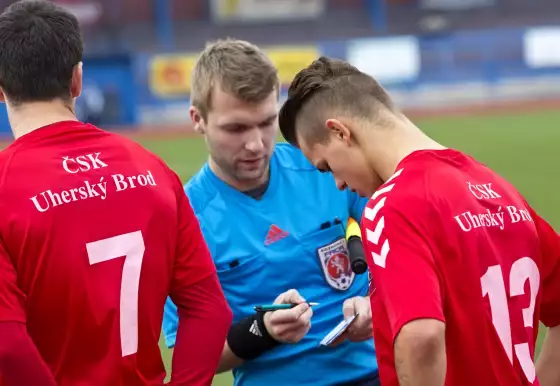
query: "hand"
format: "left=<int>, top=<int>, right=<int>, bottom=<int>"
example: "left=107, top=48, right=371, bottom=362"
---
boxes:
left=263, top=289, right=313, bottom=344
left=329, top=296, right=373, bottom=347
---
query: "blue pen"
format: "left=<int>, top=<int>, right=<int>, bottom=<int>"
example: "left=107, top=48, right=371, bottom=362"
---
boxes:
left=254, top=302, right=319, bottom=312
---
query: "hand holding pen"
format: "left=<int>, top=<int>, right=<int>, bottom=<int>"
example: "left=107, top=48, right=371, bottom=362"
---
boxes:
left=254, top=302, right=319, bottom=312
left=258, top=289, right=314, bottom=344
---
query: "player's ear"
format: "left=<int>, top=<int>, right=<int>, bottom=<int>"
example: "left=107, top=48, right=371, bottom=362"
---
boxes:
left=0, top=87, right=6, bottom=103
left=71, top=62, right=83, bottom=99
left=325, top=118, right=351, bottom=146
left=189, top=106, right=206, bottom=134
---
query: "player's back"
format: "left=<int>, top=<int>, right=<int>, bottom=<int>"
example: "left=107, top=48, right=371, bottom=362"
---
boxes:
left=410, top=149, right=542, bottom=385
left=366, top=149, right=550, bottom=386
left=0, top=121, right=181, bottom=385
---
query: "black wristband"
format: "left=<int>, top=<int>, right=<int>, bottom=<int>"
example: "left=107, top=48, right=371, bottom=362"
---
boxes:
left=227, top=312, right=280, bottom=360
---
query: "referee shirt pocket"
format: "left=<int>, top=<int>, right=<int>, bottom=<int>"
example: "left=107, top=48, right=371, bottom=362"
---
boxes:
left=215, top=252, right=266, bottom=284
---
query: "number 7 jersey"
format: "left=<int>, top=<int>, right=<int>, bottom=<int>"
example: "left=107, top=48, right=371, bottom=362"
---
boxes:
left=361, top=149, right=560, bottom=386
left=0, top=122, right=217, bottom=385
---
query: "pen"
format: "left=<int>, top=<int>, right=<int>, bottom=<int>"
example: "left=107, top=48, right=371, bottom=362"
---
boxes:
left=254, top=302, right=319, bottom=312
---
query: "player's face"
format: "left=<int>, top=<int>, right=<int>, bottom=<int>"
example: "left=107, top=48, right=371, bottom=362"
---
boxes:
left=192, top=87, right=278, bottom=189
left=298, top=121, right=383, bottom=197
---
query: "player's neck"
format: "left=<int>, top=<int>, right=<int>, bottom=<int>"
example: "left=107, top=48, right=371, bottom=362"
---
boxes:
left=366, top=123, right=446, bottom=182
left=8, top=101, right=78, bottom=139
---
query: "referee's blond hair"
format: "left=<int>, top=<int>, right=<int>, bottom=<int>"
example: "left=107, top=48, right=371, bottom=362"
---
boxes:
left=191, top=38, right=279, bottom=118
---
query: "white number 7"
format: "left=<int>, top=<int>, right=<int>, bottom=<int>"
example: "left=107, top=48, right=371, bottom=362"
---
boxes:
left=86, top=231, right=145, bottom=357
left=481, top=256, right=540, bottom=383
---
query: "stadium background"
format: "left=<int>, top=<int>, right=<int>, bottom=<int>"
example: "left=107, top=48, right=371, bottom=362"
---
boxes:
left=1, top=0, right=559, bottom=384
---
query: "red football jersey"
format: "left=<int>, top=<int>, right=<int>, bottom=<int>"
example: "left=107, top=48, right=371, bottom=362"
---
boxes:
left=362, top=149, right=560, bottom=386
left=0, top=121, right=216, bottom=385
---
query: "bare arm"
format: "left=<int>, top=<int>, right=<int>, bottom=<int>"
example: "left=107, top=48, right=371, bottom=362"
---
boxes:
left=216, top=342, right=245, bottom=373
left=168, top=340, right=243, bottom=375
left=394, top=319, right=446, bottom=386
left=537, top=325, right=560, bottom=386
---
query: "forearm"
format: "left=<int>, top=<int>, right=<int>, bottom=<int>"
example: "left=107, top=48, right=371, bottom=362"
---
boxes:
left=537, top=325, right=560, bottom=386
left=216, top=342, right=244, bottom=373
left=0, top=321, right=56, bottom=386
left=394, top=320, right=446, bottom=386
left=170, top=274, right=232, bottom=385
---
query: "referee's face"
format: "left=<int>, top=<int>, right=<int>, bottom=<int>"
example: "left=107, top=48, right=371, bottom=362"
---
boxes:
left=200, top=88, right=278, bottom=190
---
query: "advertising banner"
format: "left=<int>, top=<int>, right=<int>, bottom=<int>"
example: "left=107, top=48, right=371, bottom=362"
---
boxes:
left=210, top=0, right=325, bottom=23
left=265, top=45, right=320, bottom=87
left=524, top=27, right=560, bottom=68
left=419, top=0, right=495, bottom=10
left=346, top=36, right=420, bottom=85
left=148, top=53, right=199, bottom=98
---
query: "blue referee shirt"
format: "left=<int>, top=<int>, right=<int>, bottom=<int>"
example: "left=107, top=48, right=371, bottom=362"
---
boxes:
left=163, top=143, right=378, bottom=386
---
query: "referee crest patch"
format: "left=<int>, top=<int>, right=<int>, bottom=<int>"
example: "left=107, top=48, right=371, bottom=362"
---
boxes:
left=317, top=238, right=355, bottom=291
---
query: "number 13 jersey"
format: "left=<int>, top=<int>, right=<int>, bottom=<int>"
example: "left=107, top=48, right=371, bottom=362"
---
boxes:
left=0, top=121, right=216, bottom=385
left=361, top=149, right=560, bottom=386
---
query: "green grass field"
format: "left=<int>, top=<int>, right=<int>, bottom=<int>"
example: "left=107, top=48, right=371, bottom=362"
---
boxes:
left=137, top=109, right=560, bottom=385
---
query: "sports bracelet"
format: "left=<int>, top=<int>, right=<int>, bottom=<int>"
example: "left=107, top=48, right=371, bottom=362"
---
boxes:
left=227, top=311, right=280, bottom=360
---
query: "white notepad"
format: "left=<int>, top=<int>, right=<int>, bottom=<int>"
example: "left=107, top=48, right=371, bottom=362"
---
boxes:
left=319, top=313, right=359, bottom=346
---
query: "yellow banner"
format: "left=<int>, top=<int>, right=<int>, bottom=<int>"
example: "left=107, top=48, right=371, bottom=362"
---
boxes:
left=149, top=45, right=320, bottom=98
left=149, top=54, right=198, bottom=98
left=264, top=46, right=320, bottom=86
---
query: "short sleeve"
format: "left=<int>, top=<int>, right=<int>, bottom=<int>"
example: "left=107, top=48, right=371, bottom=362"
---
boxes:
left=169, top=173, right=216, bottom=302
left=0, top=241, right=25, bottom=323
left=531, top=211, right=560, bottom=327
left=362, top=195, right=444, bottom=341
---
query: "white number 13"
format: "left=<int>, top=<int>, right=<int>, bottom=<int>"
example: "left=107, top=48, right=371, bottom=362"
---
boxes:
left=86, top=231, right=145, bottom=357
left=481, top=256, right=540, bottom=383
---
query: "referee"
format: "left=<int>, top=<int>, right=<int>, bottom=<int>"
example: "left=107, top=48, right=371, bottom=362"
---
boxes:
left=163, top=39, right=380, bottom=386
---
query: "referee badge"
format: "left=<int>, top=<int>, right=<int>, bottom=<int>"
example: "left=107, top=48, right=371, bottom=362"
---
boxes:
left=317, top=238, right=355, bottom=291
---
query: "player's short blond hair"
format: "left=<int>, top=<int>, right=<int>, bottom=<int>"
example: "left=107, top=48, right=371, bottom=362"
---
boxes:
left=191, top=38, right=279, bottom=118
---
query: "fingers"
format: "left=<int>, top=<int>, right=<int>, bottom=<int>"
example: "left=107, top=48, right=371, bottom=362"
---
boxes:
left=342, top=298, right=356, bottom=320
left=275, top=289, right=306, bottom=305
left=327, top=297, right=373, bottom=348
left=269, top=303, right=311, bottom=324
left=267, top=305, right=313, bottom=343
left=346, top=298, right=373, bottom=341
left=264, top=289, right=314, bottom=343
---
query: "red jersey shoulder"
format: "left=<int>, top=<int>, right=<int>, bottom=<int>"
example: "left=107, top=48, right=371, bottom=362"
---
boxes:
left=362, top=167, right=432, bottom=268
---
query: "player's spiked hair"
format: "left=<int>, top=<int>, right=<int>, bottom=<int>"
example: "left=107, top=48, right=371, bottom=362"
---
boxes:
left=279, top=57, right=394, bottom=147
left=0, top=0, right=83, bottom=105
left=190, top=38, right=279, bottom=119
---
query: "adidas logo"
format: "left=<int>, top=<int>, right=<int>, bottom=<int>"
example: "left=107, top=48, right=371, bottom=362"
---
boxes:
left=249, top=320, right=262, bottom=337
left=264, top=224, right=289, bottom=246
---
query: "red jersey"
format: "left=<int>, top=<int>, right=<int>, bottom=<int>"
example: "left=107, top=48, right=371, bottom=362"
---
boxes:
left=0, top=121, right=218, bottom=385
left=362, top=149, right=560, bottom=386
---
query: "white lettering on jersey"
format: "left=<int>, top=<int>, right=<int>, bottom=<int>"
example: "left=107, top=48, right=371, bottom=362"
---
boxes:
left=30, top=171, right=157, bottom=213
left=62, top=152, right=108, bottom=174
left=112, top=171, right=157, bottom=192
left=454, top=205, right=533, bottom=232
left=481, top=257, right=539, bottom=383
left=466, top=182, right=502, bottom=200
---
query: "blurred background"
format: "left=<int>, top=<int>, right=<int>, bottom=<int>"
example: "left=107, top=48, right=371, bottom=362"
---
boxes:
left=0, top=0, right=558, bottom=131
left=0, top=1, right=558, bottom=384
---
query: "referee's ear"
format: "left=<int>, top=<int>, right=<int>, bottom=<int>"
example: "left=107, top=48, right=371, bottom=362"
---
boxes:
left=190, top=106, right=205, bottom=134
